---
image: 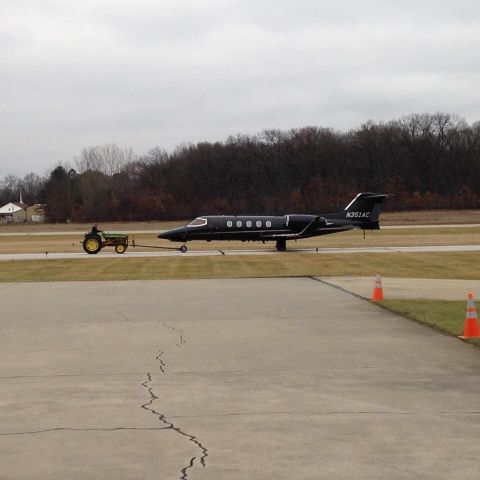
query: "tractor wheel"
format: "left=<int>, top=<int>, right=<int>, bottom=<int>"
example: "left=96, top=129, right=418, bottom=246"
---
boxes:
left=115, top=243, right=127, bottom=254
left=83, top=234, right=102, bottom=254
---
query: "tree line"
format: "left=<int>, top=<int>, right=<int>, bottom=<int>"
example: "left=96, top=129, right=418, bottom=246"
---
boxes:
left=2, top=113, right=480, bottom=222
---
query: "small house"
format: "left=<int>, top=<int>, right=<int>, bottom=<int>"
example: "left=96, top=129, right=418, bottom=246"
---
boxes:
left=26, top=204, right=47, bottom=223
left=0, top=202, right=28, bottom=223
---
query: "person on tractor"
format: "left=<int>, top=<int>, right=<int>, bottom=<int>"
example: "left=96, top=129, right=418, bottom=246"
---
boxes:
left=91, top=224, right=102, bottom=235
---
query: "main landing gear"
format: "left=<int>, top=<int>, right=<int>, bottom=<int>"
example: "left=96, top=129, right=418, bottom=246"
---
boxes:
left=275, top=239, right=287, bottom=252
left=180, top=245, right=188, bottom=253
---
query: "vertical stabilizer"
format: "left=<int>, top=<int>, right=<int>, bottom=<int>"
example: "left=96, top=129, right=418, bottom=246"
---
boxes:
left=342, top=192, right=387, bottom=228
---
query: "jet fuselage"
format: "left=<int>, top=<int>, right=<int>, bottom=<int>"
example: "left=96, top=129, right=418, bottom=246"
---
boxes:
left=159, top=214, right=373, bottom=243
left=158, top=192, right=387, bottom=251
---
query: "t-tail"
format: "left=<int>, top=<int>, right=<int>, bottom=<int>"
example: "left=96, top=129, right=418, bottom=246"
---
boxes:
left=340, top=192, right=387, bottom=229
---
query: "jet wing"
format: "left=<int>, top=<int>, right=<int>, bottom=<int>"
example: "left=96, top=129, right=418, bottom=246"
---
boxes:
left=261, top=217, right=330, bottom=239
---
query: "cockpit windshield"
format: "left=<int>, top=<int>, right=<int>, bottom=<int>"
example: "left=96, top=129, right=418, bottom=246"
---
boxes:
left=187, top=217, right=207, bottom=227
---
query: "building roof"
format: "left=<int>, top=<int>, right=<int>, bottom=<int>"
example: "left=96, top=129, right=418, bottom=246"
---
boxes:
left=0, top=202, right=28, bottom=214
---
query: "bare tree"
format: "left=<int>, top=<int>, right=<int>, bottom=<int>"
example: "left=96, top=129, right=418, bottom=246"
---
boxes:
left=20, top=173, right=45, bottom=204
left=0, top=174, right=20, bottom=204
left=75, top=144, right=137, bottom=175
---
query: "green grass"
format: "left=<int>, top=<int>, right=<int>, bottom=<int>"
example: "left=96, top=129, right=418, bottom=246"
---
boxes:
left=1, top=251, right=480, bottom=283
left=380, top=299, right=480, bottom=346
left=381, top=300, right=465, bottom=335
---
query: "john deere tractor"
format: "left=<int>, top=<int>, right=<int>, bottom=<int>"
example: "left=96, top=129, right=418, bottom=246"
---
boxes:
left=82, top=226, right=129, bottom=254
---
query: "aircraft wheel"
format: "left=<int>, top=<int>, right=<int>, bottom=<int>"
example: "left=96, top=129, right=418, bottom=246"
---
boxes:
left=275, top=239, right=287, bottom=252
left=180, top=245, right=188, bottom=253
left=115, top=243, right=127, bottom=254
left=83, top=234, right=102, bottom=254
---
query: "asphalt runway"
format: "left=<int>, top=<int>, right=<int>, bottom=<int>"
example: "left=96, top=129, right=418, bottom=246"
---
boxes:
left=0, top=243, right=480, bottom=261
left=1, top=278, right=480, bottom=479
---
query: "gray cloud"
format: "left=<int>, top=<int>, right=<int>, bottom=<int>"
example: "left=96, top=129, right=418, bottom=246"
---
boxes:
left=1, top=0, right=480, bottom=178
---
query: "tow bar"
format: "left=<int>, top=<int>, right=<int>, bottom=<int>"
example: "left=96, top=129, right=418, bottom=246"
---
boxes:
left=130, top=238, right=188, bottom=253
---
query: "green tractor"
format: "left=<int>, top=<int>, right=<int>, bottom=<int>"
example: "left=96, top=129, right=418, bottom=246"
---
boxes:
left=82, top=226, right=129, bottom=255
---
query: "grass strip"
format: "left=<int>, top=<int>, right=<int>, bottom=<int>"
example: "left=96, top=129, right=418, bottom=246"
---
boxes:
left=1, top=251, right=480, bottom=283
left=380, top=299, right=480, bottom=347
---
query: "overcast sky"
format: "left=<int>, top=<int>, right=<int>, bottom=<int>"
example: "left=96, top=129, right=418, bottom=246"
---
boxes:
left=1, top=0, right=480, bottom=178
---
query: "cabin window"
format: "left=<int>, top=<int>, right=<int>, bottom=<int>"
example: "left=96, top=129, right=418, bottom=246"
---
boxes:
left=227, top=220, right=233, bottom=227
left=236, top=221, right=242, bottom=227
left=266, top=220, right=272, bottom=227
left=246, top=221, right=252, bottom=228
left=188, top=217, right=207, bottom=227
left=256, top=221, right=262, bottom=228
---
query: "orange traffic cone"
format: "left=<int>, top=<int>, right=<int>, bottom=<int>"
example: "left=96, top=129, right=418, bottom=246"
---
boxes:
left=459, top=293, right=480, bottom=339
left=372, top=273, right=384, bottom=302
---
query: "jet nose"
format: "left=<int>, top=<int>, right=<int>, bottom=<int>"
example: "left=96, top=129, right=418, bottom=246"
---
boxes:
left=158, top=227, right=187, bottom=241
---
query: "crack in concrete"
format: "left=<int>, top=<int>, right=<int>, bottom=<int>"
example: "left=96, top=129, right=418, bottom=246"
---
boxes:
left=307, top=277, right=370, bottom=300
left=117, top=311, right=130, bottom=322
left=0, top=427, right=169, bottom=436
left=162, top=321, right=186, bottom=349
left=167, top=410, right=480, bottom=419
left=0, top=372, right=149, bottom=380
left=141, top=373, right=208, bottom=479
left=155, top=350, right=166, bottom=373
left=141, top=373, right=168, bottom=422
left=180, top=456, right=196, bottom=480
left=140, top=321, right=208, bottom=479
left=5, top=410, right=479, bottom=437
left=309, top=276, right=368, bottom=300
left=1, top=363, right=476, bottom=381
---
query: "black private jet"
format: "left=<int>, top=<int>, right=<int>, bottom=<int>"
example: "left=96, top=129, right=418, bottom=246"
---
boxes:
left=159, top=192, right=387, bottom=252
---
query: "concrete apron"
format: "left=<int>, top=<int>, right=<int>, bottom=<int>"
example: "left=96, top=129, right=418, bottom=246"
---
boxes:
left=1, top=278, right=480, bottom=480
